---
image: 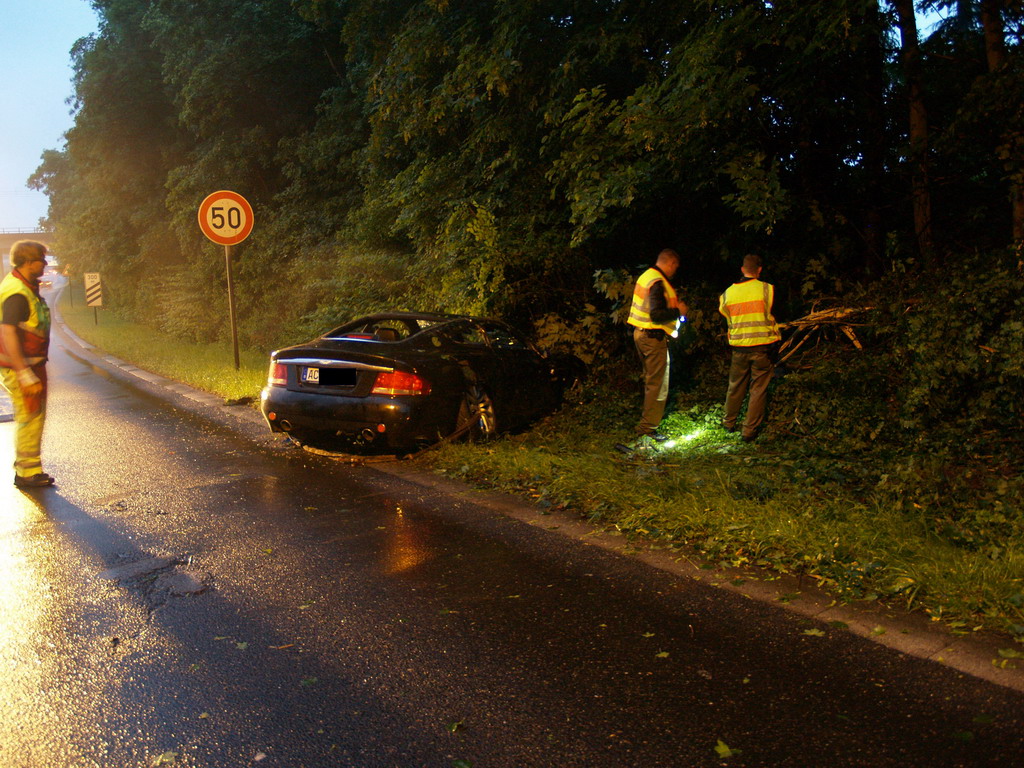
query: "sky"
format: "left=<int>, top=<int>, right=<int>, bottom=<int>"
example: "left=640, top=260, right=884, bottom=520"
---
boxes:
left=0, top=0, right=97, bottom=231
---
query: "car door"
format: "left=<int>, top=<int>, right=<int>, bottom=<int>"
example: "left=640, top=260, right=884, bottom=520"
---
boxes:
left=476, top=321, right=554, bottom=425
left=437, top=320, right=501, bottom=388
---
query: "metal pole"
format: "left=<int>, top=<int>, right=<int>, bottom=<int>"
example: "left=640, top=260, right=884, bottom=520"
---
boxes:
left=93, top=306, right=98, bottom=325
left=225, top=244, right=240, bottom=370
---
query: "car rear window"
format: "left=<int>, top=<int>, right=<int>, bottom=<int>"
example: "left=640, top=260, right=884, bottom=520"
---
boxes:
left=327, top=319, right=413, bottom=342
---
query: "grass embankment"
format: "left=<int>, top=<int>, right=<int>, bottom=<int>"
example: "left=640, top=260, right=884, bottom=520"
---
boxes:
left=60, top=293, right=1024, bottom=642
left=60, top=293, right=266, bottom=402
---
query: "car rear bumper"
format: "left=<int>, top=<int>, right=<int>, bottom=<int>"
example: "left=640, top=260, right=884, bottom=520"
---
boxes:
left=260, top=386, right=456, bottom=448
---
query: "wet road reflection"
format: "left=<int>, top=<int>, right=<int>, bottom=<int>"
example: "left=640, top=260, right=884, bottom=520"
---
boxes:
left=0, top=472, right=53, bottom=762
left=381, top=504, right=433, bottom=575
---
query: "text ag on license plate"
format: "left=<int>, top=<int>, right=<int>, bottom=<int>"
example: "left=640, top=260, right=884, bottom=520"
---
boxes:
left=301, top=366, right=319, bottom=383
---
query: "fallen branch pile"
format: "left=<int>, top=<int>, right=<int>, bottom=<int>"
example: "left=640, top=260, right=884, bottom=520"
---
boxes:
left=777, top=305, right=874, bottom=366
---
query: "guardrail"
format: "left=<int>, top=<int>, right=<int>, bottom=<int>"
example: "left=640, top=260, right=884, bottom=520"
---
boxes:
left=0, top=228, right=54, bottom=235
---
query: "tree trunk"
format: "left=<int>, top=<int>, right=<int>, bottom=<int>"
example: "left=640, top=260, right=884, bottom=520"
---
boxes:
left=893, top=0, right=934, bottom=259
left=860, top=1, right=888, bottom=276
left=981, top=0, right=1007, bottom=71
left=980, top=0, right=1024, bottom=243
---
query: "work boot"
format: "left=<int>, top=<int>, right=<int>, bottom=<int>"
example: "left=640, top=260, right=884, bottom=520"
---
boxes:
left=14, top=473, right=55, bottom=488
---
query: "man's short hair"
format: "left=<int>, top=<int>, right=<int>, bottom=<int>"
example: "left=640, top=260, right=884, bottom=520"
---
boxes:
left=657, top=248, right=680, bottom=264
left=10, top=240, right=47, bottom=268
left=742, top=253, right=762, bottom=272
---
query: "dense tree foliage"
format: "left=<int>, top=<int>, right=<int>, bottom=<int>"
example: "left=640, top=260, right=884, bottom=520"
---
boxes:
left=31, top=0, right=1023, bottom=350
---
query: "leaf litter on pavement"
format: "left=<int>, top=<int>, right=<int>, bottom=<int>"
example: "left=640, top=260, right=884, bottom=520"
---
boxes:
left=714, top=739, right=741, bottom=758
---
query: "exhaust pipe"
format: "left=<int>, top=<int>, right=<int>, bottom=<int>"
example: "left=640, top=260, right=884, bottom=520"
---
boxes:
left=360, top=428, right=376, bottom=442
left=280, top=419, right=292, bottom=432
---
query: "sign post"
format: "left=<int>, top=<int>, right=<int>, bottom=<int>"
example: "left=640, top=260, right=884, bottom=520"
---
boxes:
left=84, top=272, right=103, bottom=325
left=197, top=191, right=254, bottom=370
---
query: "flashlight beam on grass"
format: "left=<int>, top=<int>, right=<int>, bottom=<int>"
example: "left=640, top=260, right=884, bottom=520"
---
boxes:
left=662, top=429, right=705, bottom=450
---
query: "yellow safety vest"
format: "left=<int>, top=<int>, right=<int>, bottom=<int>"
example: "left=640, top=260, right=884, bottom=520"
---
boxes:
left=628, top=268, right=680, bottom=338
left=0, top=270, right=51, bottom=367
left=719, top=279, right=780, bottom=347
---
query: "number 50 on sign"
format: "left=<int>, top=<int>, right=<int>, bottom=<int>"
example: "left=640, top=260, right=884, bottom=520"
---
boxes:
left=197, top=190, right=254, bottom=246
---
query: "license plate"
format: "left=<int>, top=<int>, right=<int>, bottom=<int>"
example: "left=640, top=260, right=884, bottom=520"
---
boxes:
left=301, top=366, right=320, bottom=383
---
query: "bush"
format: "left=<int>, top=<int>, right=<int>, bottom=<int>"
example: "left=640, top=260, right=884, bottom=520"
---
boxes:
left=894, top=250, right=1024, bottom=433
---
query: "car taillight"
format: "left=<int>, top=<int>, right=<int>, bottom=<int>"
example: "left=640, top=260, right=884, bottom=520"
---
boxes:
left=371, top=370, right=430, bottom=396
left=268, top=361, right=287, bottom=387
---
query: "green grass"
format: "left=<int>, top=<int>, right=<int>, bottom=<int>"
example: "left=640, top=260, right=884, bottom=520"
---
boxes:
left=59, top=297, right=266, bottom=402
left=57, top=296, right=1024, bottom=641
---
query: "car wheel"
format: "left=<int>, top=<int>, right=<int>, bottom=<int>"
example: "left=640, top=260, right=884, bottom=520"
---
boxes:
left=456, top=385, right=498, bottom=440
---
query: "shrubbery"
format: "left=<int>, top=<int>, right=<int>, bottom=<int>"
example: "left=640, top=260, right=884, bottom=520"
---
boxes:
left=749, top=251, right=1023, bottom=562
left=769, top=248, right=1023, bottom=446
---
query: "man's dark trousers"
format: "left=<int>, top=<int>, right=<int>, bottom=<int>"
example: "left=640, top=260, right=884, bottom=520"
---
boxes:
left=634, top=327, right=669, bottom=436
left=723, top=344, right=772, bottom=439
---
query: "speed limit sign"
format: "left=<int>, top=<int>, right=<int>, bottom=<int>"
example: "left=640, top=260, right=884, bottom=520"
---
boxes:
left=197, top=190, right=254, bottom=245
left=198, top=190, right=254, bottom=370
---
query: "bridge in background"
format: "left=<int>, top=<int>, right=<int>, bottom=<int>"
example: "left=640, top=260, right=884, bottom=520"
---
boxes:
left=0, top=229, right=55, bottom=273
left=0, top=228, right=54, bottom=250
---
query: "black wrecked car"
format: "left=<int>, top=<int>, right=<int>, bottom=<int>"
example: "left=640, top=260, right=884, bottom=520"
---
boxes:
left=261, top=311, right=580, bottom=451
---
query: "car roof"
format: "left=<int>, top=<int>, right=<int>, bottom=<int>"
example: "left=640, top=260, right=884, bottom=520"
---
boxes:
left=345, top=311, right=496, bottom=324
left=323, top=311, right=511, bottom=336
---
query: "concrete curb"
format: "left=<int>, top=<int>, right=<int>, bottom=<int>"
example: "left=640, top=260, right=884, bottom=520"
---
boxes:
left=51, top=306, right=1024, bottom=694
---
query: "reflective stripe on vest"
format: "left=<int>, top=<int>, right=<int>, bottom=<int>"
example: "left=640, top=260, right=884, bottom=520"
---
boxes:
left=719, top=279, right=780, bottom=346
left=0, top=271, right=51, bottom=368
left=628, top=268, right=680, bottom=338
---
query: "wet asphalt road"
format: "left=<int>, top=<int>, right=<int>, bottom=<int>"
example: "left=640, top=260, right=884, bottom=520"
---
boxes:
left=0, top=328, right=1022, bottom=768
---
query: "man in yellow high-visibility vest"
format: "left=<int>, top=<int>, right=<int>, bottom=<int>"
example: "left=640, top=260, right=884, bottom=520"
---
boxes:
left=0, top=241, right=54, bottom=488
left=718, top=253, right=780, bottom=442
left=627, top=248, right=688, bottom=441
